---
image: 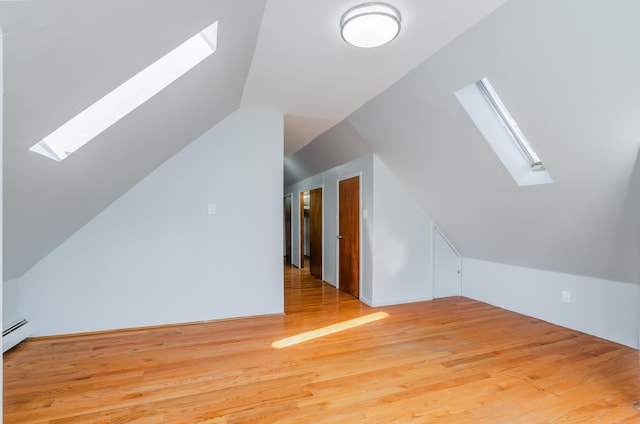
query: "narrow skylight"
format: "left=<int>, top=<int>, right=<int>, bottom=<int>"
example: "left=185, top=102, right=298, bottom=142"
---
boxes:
left=455, top=77, right=553, bottom=186
left=475, top=78, right=543, bottom=170
left=30, top=21, right=218, bottom=162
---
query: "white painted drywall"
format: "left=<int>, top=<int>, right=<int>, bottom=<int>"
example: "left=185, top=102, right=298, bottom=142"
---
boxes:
left=462, top=258, right=640, bottom=349
left=1, top=28, right=4, bottom=416
left=4, top=1, right=268, bottom=281
left=433, top=229, right=461, bottom=298
left=344, top=0, right=640, bottom=285
left=3, top=279, right=19, bottom=329
left=371, top=155, right=433, bottom=306
left=19, top=108, right=284, bottom=336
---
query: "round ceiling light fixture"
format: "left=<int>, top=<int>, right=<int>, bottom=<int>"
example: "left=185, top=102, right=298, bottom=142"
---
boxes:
left=340, top=2, right=401, bottom=48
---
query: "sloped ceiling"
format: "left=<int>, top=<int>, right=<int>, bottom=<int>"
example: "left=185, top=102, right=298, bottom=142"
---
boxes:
left=2, top=0, right=509, bottom=280
left=1, top=0, right=266, bottom=279
left=284, top=120, right=372, bottom=187
left=11, top=0, right=634, bottom=286
left=337, top=0, right=640, bottom=283
left=241, top=0, right=509, bottom=156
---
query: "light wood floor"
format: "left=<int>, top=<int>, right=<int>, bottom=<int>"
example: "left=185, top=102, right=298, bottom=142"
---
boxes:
left=4, top=264, right=640, bottom=423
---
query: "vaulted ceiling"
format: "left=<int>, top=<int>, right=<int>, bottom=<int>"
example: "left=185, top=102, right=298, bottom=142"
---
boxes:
left=2, top=0, right=507, bottom=279
left=288, top=0, right=640, bottom=284
left=1, top=0, right=266, bottom=279
left=3, top=0, right=638, bottom=285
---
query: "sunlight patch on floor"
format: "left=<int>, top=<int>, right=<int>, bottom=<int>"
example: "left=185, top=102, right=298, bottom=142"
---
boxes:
left=272, top=312, right=389, bottom=348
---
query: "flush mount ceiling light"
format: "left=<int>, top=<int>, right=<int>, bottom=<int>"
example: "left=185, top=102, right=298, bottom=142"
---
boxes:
left=340, top=2, right=401, bottom=48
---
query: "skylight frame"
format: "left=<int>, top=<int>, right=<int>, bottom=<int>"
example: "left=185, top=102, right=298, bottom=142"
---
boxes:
left=455, top=77, right=553, bottom=187
left=475, top=78, right=544, bottom=171
left=30, top=21, right=219, bottom=162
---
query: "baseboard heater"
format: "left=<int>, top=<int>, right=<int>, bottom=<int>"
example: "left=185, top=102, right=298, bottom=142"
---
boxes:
left=3, top=319, right=33, bottom=353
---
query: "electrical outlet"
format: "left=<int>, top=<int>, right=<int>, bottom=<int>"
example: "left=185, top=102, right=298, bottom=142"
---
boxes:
left=208, top=203, right=216, bottom=215
left=562, top=290, right=571, bottom=303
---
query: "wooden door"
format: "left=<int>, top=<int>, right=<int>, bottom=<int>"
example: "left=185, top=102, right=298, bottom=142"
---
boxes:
left=309, top=188, right=323, bottom=279
left=300, top=192, right=305, bottom=268
left=284, top=195, right=292, bottom=264
left=338, top=176, right=360, bottom=298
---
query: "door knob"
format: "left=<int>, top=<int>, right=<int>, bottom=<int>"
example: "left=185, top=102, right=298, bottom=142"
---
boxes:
left=337, top=235, right=343, bottom=239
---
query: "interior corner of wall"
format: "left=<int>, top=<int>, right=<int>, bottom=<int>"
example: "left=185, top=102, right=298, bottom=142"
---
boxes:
left=359, top=296, right=373, bottom=307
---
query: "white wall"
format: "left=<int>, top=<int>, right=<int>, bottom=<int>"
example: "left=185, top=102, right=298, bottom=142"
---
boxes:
left=371, top=155, right=433, bottom=306
left=462, top=258, right=640, bottom=349
left=286, top=154, right=436, bottom=307
left=433, top=228, right=461, bottom=298
left=1, top=27, right=4, bottom=419
left=3, top=279, right=19, bottom=329
left=19, top=108, right=284, bottom=336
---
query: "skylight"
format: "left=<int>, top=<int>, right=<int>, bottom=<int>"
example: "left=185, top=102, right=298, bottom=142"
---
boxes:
left=30, top=21, right=218, bottom=162
left=455, top=77, right=553, bottom=186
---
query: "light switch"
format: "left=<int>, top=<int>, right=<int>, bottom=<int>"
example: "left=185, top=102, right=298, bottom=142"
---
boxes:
left=208, top=203, right=216, bottom=215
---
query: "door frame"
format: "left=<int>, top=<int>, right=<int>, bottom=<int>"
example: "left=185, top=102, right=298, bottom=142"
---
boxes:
left=300, top=192, right=305, bottom=267
left=284, top=193, right=293, bottom=264
left=336, top=172, right=362, bottom=296
left=299, top=185, right=325, bottom=277
left=431, top=224, right=462, bottom=297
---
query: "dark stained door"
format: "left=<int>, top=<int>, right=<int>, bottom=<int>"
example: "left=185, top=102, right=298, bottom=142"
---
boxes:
left=309, top=188, right=323, bottom=279
left=338, top=176, right=360, bottom=298
left=284, top=195, right=292, bottom=264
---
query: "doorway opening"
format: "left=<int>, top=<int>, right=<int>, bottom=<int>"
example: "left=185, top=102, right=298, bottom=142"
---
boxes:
left=284, top=194, right=292, bottom=265
left=300, top=188, right=323, bottom=279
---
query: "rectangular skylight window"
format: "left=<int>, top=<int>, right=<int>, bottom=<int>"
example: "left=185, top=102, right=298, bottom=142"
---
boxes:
left=455, top=77, right=553, bottom=186
left=30, top=21, right=218, bottom=162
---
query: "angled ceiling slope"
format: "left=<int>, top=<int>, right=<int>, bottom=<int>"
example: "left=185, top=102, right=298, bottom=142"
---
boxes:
left=242, top=0, right=510, bottom=156
left=2, top=0, right=266, bottom=279
left=284, top=119, right=373, bottom=187
left=340, top=0, right=640, bottom=283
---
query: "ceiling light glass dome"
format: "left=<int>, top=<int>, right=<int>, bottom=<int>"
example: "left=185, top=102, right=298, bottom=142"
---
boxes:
left=340, top=2, right=401, bottom=48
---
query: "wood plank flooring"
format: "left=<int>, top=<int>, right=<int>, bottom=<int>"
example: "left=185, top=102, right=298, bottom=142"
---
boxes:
left=4, top=264, right=640, bottom=423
